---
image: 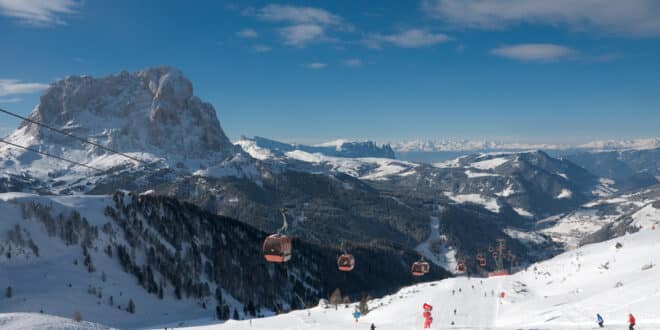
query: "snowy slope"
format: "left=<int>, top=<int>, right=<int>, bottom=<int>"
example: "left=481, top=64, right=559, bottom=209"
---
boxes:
left=0, top=313, right=113, bottom=330
left=0, top=193, right=246, bottom=329
left=177, top=228, right=660, bottom=330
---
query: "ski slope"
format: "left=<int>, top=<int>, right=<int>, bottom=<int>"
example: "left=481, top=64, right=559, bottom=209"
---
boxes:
left=179, top=228, right=660, bottom=330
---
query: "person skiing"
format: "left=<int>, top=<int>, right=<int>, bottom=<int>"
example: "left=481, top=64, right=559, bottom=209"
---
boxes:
left=423, top=303, right=433, bottom=329
left=370, top=323, right=376, bottom=330
left=628, top=313, right=636, bottom=330
left=353, top=308, right=361, bottom=323
left=596, top=313, right=604, bottom=328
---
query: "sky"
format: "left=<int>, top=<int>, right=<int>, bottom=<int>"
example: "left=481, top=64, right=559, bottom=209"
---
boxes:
left=0, top=0, right=659, bottom=144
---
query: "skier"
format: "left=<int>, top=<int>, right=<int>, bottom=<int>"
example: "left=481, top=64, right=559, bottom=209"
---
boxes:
left=628, top=313, right=636, bottom=330
left=452, top=289, right=455, bottom=296
left=596, top=313, right=604, bottom=328
left=423, top=303, right=433, bottom=329
left=353, top=308, right=361, bottom=323
left=370, top=323, right=376, bottom=330
left=453, top=308, right=456, bottom=315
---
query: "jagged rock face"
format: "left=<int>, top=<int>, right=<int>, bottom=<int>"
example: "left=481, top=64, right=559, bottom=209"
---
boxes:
left=14, top=67, right=238, bottom=160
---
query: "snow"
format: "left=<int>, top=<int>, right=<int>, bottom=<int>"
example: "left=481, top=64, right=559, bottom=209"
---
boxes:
left=630, top=203, right=660, bottom=229
left=556, top=189, right=573, bottom=199
left=504, top=228, right=547, bottom=244
left=235, top=139, right=275, bottom=160
left=469, top=157, right=510, bottom=170
left=415, top=216, right=457, bottom=273
left=495, top=184, right=516, bottom=197
left=0, top=313, right=113, bottom=329
left=444, top=192, right=500, bottom=213
left=177, top=228, right=660, bottom=329
left=464, top=170, right=499, bottom=178
left=513, top=207, right=534, bottom=218
left=283, top=150, right=417, bottom=181
left=556, top=172, right=568, bottom=180
left=432, top=156, right=466, bottom=168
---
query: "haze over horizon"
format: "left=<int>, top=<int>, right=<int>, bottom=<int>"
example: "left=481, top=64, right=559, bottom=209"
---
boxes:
left=1, top=0, right=659, bottom=144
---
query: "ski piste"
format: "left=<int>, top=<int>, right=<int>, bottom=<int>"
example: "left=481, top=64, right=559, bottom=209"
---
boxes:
left=160, top=226, right=660, bottom=328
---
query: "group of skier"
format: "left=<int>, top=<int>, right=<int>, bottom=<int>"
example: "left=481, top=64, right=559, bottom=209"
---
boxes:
left=596, top=312, right=636, bottom=329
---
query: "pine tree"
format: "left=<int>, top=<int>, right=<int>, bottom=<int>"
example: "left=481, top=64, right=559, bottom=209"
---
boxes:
left=329, top=288, right=342, bottom=307
left=215, top=287, right=223, bottom=304
left=232, top=308, right=240, bottom=320
left=127, top=299, right=135, bottom=314
left=216, top=305, right=222, bottom=320
left=5, top=286, right=12, bottom=298
left=358, top=295, right=369, bottom=315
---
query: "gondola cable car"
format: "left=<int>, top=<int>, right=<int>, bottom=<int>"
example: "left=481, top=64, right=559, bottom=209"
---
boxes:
left=411, top=257, right=430, bottom=276
left=337, top=241, right=355, bottom=272
left=456, top=257, right=466, bottom=273
left=263, top=208, right=292, bottom=263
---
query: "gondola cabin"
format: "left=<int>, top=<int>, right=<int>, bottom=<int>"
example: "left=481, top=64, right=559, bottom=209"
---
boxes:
left=411, top=261, right=430, bottom=276
left=337, top=254, right=355, bottom=271
left=456, top=262, right=466, bottom=273
left=479, top=258, right=487, bottom=267
left=262, top=234, right=292, bottom=263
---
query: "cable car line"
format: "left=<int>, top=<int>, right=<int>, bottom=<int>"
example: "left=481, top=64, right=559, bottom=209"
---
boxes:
left=0, top=107, right=148, bottom=165
left=0, top=137, right=101, bottom=171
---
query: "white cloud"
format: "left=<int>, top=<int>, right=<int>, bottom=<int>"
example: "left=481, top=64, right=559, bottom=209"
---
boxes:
left=253, top=45, right=272, bottom=53
left=257, top=4, right=344, bottom=26
left=367, top=29, right=451, bottom=48
left=252, top=4, right=349, bottom=47
left=279, top=24, right=325, bottom=46
left=303, top=62, right=327, bottom=69
left=343, top=58, right=363, bottom=67
left=237, top=28, right=258, bottom=38
left=421, top=0, right=660, bottom=37
left=0, top=79, right=49, bottom=96
left=490, top=44, right=577, bottom=62
left=0, top=0, right=77, bottom=26
left=0, top=97, right=22, bottom=103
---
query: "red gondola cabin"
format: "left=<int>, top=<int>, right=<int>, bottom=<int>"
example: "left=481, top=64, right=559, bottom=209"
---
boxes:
left=411, top=261, right=430, bottom=276
left=337, top=254, right=355, bottom=271
left=263, top=234, right=292, bottom=263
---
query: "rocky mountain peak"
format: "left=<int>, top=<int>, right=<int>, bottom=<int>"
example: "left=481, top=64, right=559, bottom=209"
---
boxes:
left=10, top=66, right=239, bottom=161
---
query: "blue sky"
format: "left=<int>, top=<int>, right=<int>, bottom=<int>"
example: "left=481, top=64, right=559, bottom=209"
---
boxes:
left=0, top=0, right=659, bottom=144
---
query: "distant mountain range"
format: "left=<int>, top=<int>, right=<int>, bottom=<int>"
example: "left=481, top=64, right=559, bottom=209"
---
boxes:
left=389, top=138, right=660, bottom=153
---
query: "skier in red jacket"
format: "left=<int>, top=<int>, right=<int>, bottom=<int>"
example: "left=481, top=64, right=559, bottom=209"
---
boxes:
left=422, top=303, right=433, bottom=328
left=628, top=313, right=636, bottom=330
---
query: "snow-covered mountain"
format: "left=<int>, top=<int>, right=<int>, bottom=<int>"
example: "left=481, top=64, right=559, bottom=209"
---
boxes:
left=0, top=67, right=246, bottom=180
left=391, top=137, right=660, bottom=153
left=236, top=136, right=395, bottom=160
